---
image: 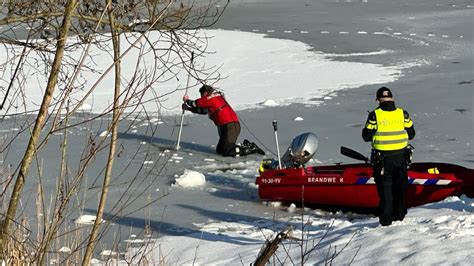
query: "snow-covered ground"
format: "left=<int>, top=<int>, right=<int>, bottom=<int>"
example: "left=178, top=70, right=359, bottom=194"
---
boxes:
left=91, top=195, right=474, bottom=265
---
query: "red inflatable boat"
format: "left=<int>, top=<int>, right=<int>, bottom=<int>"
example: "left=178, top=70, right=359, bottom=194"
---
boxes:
left=256, top=131, right=474, bottom=209
left=257, top=160, right=474, bottom=209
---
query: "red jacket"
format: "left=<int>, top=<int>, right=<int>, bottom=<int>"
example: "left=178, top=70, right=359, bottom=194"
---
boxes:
left=194, top=92, right=239, bottom=126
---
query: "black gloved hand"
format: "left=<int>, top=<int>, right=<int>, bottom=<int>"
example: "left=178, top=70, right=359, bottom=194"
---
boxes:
left=182, top=103, right=191, bottom=111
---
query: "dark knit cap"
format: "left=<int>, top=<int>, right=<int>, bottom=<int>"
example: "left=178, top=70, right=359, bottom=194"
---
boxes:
left=199, top=85, right=214, bottom=95
left=376, top=87, right=393, bottom=99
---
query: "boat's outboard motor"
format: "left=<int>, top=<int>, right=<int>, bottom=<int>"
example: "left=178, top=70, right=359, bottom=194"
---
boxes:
left=281, top=132, right=319, bottom=167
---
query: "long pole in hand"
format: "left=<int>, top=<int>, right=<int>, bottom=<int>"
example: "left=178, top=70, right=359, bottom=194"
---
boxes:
left=176, top=51, right=194, bottom=150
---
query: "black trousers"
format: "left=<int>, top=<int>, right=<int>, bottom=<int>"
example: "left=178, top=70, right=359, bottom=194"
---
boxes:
left=216, top=121, right=241, bottom=157
left=373, top=152, right=408, bottom=224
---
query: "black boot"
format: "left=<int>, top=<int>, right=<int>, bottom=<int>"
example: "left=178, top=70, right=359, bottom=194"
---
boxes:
left=235, top=143, right=250, bottom=157
left=243, top=139, right=252, bottom=147
left=241, top=139, right=265, bottom=155
left=250, top=142, right=265, bottom=155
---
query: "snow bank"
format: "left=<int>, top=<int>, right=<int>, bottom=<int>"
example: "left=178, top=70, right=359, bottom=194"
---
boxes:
left=96, top=196, right=473, bottom=265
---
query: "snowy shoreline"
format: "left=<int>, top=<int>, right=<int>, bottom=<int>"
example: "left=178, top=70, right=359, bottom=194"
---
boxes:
left=1, top=29, right=423, bottom=116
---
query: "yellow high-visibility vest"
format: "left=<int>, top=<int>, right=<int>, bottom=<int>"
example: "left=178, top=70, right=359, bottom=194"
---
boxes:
left=372, top=108, right=409, bottom=151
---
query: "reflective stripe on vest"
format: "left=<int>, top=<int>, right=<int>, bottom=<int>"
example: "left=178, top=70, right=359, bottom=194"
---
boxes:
left=372, top=108, right=408, bottom=151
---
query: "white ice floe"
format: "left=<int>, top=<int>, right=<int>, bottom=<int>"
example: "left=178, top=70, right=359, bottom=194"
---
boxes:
left=99, top=250, right=119, bottom=256
left=261, top=99, right=279, bottom=107
left=206, top=187, right=218, bottom=193
left=269, top=201, right=282, bottom=208
left=172, top=156, right=184, bottom=160
left=323, top=49, right=394, bottom=58
left=99, top=131, right=110, bottom=137
left=124, top=238, right=146, bottom=244
left=287, top=203, right=297, bottom=213
left=74, top=214, right=105, bottom=225
left=174, top=170, right=206, bottom=188
left=58, top=247, right=71, bottom=253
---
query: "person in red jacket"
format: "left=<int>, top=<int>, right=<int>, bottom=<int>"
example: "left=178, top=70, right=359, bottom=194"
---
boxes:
left=182, top=85, right=264, bottom=157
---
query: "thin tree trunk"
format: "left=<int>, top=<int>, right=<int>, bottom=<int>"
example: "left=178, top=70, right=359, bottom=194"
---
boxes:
left=37, top=101, right=70, bottom=264
left=82, top=1, right=121, bottom=263
left=35, top=178, right=45, bottom=259
left=0, top=0, right=77, bottom=261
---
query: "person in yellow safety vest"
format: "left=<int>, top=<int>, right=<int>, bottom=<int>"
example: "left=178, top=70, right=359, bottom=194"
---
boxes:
left=362, top=87, right=415, bottom=226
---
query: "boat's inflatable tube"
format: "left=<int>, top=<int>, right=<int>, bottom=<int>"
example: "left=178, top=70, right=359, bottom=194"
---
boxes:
left=257, top=138, right=473, bottom=210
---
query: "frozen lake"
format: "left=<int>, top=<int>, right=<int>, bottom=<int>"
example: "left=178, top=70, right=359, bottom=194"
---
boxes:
left=0, top=0, right=472, bottom=260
